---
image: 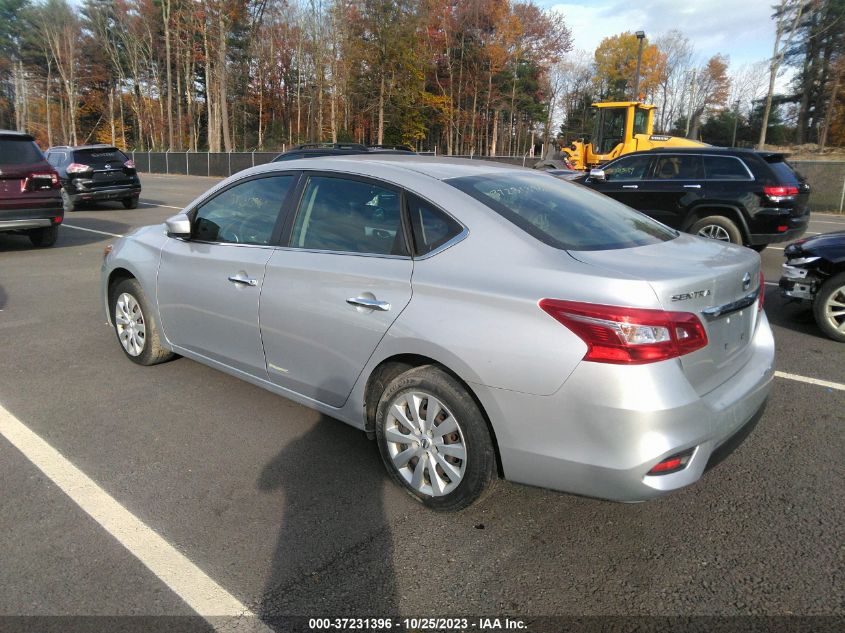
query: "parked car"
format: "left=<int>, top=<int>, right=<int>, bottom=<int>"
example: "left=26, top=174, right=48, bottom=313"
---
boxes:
left=273, top=143, right=416, bottom=162
left=779, top=231, right=845, bottom=342
left=102, top=157, right=774, bottom=510
left=45, top=144, right=141, bottom=212
left=577, top=147, right=811, bottom=251
left=0, top=130, right=63, bottom=247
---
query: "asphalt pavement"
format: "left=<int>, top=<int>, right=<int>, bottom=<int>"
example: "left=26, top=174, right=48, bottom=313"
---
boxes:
left=0, top=173, right=842, bottom=632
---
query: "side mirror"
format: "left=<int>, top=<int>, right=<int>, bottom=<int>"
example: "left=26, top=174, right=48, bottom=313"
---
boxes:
left=589, top=168, right=606, bottom=182
left=165, top=213, right=191, bottom=238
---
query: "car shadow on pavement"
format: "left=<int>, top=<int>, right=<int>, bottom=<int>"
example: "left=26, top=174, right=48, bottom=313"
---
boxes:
left=255, top=413, right=398, bottom=631
left=765, top=292, right=832, bottom=342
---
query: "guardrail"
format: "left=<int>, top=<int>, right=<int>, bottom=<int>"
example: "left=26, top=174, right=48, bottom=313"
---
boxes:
left=129, top=151, right=843, bottom=212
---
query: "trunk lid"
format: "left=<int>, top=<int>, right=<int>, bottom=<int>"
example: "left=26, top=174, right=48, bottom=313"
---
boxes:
left=569, top=233, right=762, bottom=396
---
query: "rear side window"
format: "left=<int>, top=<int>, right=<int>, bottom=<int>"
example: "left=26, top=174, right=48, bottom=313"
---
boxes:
left=766, top=158, right=801, bottom=185
left=0, top=139, right=44, bottom=165
left=407, top=194, right=463, bottom=255
left=449, top=172, right=677, bottom=251
left=290, top=176, right=408, bottom=256
left=652, top=155, right=703, bottom=179
left=703, top=156, right=751, bottom=180
left=73, top=148, right=128, bottom=166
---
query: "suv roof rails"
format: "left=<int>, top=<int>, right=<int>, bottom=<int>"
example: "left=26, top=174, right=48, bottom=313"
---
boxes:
left=367, top=144, right=415, bottom=152
left=291, top=142, right=368, bottom=151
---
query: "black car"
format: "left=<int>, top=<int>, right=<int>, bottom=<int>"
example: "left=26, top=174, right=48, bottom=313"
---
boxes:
left=45, top=144, right=141, bottom=212
left=0, top=130, right=63, bottom=247
left=780, top=231, right=845, bottom=342
left=577, top=148, right=811, bottom=251
left=272, top=143, right=416, bottom=162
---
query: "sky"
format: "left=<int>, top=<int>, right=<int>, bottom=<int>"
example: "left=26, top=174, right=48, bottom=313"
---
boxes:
left=542, top=0, right=779, bottom=71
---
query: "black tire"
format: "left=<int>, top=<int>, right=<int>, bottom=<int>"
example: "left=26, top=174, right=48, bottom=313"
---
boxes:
left=61, top=189, right=76, bottom=212
left=813, top=272, right=845, bottom=343
left=689, top=215, right=743, bottom=245
left=122, top=197, right=139, bottom=209
left=28, top=225, right=58, bottom=247
left=375, top=365, right=496, bottom=511
left=750, top=244, right=768, bottom=252
left=109, top=278, right=175, bottom=365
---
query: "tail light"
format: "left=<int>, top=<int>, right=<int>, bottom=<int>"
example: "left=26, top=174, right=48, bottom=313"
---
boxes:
left=763, top=185, right=798, bottom=200
left=124, top=159, right=136, bottom=169
left=647, top=448, right=695, bottom=475
left=758, top=272, right=765, bottom=312
left=539, top=299, right=708, bottom=365
left=67, top=162, right=91, bottom=174
left=21, top=172, right=59, bottom=192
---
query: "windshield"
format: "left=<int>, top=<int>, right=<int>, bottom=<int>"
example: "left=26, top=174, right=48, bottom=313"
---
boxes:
left=449, top=172, right=677, bottom=251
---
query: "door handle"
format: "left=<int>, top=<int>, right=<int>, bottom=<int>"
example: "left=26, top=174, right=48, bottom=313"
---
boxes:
left=347, top=297, right=391, bottom=311
left=622, top=185, right=639, bottom=189
left=228, top=274, right=257, bottom=287
left=684, top=184, right=702, bottom=189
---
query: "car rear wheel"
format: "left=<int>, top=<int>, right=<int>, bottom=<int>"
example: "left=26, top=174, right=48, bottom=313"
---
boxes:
left=61, top=189, right=76, bottom=212
left=690, top=216, right=742, bottom=245
left=122, top=197, right=139, bottom=209
left=813, top=272, right=845, bottom=342
left=28, top=225, right=58, bottom=247
left=109, top=278, right=174, bottom=365
left=375, top=366, right=496, bottom=511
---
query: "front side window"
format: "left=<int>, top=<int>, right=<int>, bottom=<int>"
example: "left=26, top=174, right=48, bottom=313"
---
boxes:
left=449, top=172, right=676, bottom=251
left=633, top=108, right=649, bottom=135
left=603, top=155, right=652, bottom=181
left=407, top=194, right=463, bottom=255
left=652, top=155, right=703, bottom=180
left=289, top=176, right=407, bottom=256
left=193, top=175, right=294, bottom=245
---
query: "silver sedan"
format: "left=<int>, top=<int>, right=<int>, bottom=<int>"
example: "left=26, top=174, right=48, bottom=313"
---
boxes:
left=101, top=156, right=774, bottom=510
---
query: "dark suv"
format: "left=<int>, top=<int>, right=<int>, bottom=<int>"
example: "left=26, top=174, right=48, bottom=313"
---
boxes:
left=577, top=148, right=811, bottom=250
left=0, top=131, right=63, bottom=247
left=272, top=143, right=415, bottom=162
left=46, top=144, right=141, bottom=212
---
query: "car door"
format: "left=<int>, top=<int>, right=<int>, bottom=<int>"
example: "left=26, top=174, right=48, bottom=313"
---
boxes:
left=156, top=174, right=298, bottom=376
left=588, top=154, right=652, bottom=209
left=633, top=154, right=705, bottom=228
left=260, top=173, right=413, bottom=407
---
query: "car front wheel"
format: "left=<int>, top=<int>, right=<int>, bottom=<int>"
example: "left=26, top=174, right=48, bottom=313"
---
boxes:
left=814, top=272, right=845, bottom=342
left=375, top=366, right=496, bottom=511
left=109, top=278, right=174, bottom=365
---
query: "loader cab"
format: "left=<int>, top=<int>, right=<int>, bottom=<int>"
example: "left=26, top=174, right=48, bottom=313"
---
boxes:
left=591, top=103, right=654, bottom=158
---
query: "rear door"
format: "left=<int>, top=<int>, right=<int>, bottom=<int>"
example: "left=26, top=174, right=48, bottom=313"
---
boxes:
left=260, top=174, right=413, bottom=407
left=157, top=174, right=298, bottom=376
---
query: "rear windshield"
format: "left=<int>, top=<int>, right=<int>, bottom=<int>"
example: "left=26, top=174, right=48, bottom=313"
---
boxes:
left=0, top=138, right=44, bottom=165
left=73, top=148, right=127, bottom=165
left=766, top=157, right=802, bottom=185
left=449, top=172, right=677, bottom=251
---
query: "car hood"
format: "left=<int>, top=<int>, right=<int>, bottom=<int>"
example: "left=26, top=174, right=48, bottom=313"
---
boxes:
left=785, top=230, right=845, bottom=263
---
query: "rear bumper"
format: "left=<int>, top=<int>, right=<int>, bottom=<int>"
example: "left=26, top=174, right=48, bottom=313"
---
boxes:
left=476, top=311, right=775, bottom=502
left=67, top=184, right=141, bottom=203
left=0, top=204, right=63, bottom=232
left=747, top=208, right=809, bottom=245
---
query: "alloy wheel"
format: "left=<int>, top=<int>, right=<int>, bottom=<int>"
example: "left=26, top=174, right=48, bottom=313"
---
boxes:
left=697, top=224, right=732, bottom=241
left=115, top=292, right=146, bottom=356
left=384, top=391, right=467, bottom=497
left=822, top=283, right=845, bottom=334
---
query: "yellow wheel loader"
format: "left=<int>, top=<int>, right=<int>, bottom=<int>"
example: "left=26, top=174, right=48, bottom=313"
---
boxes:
left=562, top=102, right=707, bottom=170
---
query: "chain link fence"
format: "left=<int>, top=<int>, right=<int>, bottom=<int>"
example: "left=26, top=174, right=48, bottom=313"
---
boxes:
left=131, top=151, right=843, bottom=213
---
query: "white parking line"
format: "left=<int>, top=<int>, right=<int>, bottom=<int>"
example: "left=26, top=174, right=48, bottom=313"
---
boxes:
left=0, top=403, right=271, bottom=631
left=775, top=371, right=845, bottom=392
left=769, top=246, right=785, bottom=250
left=63, top=224, right=123, bottom=238
left=764, top=282, right=779, bottom=287
left=810, top=220, right=845, bottom=226
left=138, top=201, right=184, bottom=210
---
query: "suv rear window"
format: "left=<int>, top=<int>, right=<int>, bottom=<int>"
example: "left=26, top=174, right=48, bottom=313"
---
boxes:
left=73, top=148, right=127, bottom=166
left=449, top=172, right=677, bottom=251
left=0, top=138, right=44, bottom=165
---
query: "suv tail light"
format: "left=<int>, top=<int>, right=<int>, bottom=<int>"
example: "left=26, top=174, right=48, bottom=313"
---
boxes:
left=763, top=185, right=798, bottom=200
left=67, top=162, right=91, bottom=174
left=538, top=299, right=708, bottom=365
left=124, top=159, right=136, bottom=169
left=21, top=172, right=59, bottom=192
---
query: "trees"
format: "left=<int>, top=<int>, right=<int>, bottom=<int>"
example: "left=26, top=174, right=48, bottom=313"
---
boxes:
left=593, top=32, right=664, bottom=102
